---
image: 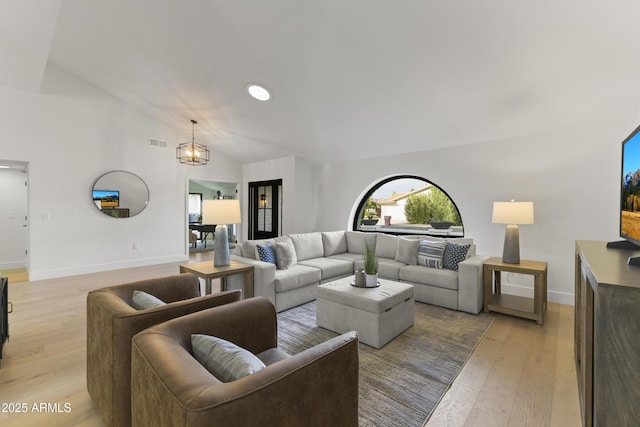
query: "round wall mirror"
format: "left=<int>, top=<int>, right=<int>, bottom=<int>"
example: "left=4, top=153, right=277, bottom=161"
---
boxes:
left=91, top=170, right=149, bottom=218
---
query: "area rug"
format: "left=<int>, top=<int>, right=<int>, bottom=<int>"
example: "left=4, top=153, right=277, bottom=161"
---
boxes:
left=277, top=301, right=494, bottom=427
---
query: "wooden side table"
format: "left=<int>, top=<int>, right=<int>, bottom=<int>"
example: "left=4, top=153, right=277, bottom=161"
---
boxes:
left=179, top=260, right=254, bottom=298
left=483, top=257, right=548, bottom=325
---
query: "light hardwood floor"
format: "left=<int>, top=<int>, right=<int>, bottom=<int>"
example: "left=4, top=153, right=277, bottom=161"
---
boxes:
left=1, top=257, right=581, bottom=427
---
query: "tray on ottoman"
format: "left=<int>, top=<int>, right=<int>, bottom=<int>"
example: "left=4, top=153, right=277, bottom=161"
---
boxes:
left=317, top=277, right=414, bottom=348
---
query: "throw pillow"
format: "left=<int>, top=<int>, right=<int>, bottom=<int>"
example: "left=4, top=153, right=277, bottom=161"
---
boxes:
left=191, top=334, right=266, bottom=383
left=274, top=239, right=297, bottom=270
left=131, top=290, right=166, bottom=310
left=395, top=237, right=420, bottom=265
left=442, top=241, right=471, bottom=271
left=417, top=239, right=446, bottom=268
left=256, top=241, right=277, bottom=265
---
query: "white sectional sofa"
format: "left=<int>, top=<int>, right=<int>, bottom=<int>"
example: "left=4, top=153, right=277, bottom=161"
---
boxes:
left=229, top=231, right=487, bottom=314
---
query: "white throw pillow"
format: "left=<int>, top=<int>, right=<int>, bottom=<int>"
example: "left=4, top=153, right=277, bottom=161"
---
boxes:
left=191, top=334, right=266, bottom=382
left=131, top=290, right=166, bottom=310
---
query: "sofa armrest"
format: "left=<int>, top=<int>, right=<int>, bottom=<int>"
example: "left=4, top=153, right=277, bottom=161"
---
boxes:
left=131, top=330, right=359, bottom=427
left=229, top=254, right=277, bottom=305
left=457, top=255, right=489, bottom=314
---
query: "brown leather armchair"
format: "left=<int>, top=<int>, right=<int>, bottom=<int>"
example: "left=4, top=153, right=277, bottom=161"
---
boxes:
left=131, top=297, right=359, bottom=427
left=86, top=273, right=242, bottom=427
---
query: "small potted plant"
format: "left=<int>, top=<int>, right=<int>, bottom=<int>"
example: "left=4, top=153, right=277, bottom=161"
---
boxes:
left=361, top=199, right=380, bottom=226
left=363, top=240, right=379, bottom=288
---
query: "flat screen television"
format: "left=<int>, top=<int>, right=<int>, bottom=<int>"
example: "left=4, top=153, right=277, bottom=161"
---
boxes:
left=611, top=124, right=640, bottom=265
left=93, top=190, right=119, bottom=208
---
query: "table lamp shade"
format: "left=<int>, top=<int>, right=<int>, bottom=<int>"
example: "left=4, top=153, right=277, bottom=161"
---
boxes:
left=492, top=201, right=534, bottom=264
left=492, top=201, right=534, bottom=225
left=202, top=199, right=241, bottom=267
left=202, top=199, right=241, bottom=225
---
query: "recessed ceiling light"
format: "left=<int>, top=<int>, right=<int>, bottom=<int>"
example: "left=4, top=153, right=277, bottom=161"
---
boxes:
left=0, top=166, right=9, bottom=169
left=247, top=84, right=271, bottom=101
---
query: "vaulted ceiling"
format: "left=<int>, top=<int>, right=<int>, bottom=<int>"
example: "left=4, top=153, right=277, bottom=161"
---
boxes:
left=4, top=0, right=640, bottom=164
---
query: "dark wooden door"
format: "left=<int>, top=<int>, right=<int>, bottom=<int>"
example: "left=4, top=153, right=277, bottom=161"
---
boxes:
left=249, top=179, right=282, bottom=240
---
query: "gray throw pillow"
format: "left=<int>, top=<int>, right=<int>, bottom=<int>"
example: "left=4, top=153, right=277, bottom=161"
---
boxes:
left=395, top=237, right=420, bottom=265
left=131, top=290, right=166, bottom=310
left=191, top=334, right=266, bottom=382
left=274, top=239, right=297, bottom=270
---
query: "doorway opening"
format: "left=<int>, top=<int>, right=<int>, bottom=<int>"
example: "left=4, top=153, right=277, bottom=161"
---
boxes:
left=0, top=159, right=29, bottom=282
left=187, top=179, right=238, bottom=252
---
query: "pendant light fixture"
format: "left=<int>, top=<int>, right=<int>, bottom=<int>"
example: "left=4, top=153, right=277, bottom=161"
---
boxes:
left=176, top=119, right=210, bottom=166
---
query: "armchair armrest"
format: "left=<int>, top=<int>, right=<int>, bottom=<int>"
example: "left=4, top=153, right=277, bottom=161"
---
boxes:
left=457, top=255, right=489, bottom=314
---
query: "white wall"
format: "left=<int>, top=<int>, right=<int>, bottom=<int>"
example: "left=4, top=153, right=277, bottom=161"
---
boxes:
left=0, top=64, right=242, bottom=280
left=313, top=122, right=628, bottom=304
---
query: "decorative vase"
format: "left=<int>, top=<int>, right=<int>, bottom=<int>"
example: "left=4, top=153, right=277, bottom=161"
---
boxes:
left=364, top=273, right=378, bottom=288
left=384, top=216, right=391, bottom=226
left=354, top=269, right=365, bottom=287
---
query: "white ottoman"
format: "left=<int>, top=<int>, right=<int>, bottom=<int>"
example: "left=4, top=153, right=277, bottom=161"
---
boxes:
left=316, top=277, right=415, bottom=349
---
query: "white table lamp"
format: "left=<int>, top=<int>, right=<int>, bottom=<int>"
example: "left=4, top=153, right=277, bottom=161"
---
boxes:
left=202, top=199, right=241, bottom=266
left=492, top=201, right=534, bottom=264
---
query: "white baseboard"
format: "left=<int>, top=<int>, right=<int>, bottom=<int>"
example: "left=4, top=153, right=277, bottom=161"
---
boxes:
left=500, top=282, right=575, bottom=306
left=0, top=260, right=27, bottom=270
left=29, top=254, right=189, bottom=281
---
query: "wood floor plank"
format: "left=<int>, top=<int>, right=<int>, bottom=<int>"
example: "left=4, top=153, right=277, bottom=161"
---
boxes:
left=1, top=260, right=581, bottom=427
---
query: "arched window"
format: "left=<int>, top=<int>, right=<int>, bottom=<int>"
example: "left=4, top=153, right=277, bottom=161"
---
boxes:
left=352, top=175, right=464, bottom=237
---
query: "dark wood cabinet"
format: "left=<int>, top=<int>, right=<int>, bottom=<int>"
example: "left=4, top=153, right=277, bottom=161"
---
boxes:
left=575, top=241, right=640, bottom=426
left=1, top=276, right=8, bottom=367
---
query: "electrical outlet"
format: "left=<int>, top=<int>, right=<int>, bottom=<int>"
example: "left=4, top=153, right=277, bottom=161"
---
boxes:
left=132, top=242, right=138, bottom=250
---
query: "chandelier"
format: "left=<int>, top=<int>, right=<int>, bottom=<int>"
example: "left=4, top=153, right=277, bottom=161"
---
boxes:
left=176, top=120, right=210, bottom=166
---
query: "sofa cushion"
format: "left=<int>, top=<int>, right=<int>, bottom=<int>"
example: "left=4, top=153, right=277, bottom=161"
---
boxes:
left=375, top=233, right=398, bottom=259
left=298, top=257, right=353, bottom=280
left=274, top=264, right=322, bottom=292
left=346, top=231, right=376, bottom=254
left=395, top=237, right=420, bottom=265
left=191, top=334, right=266, bottom=383
left=322, top=231, right=348, bottom=256
left=328, top=253, right=362, bottom=264
left=417, top=239, right=446, bottom=269
left=289, top=232, right=324, bottom=261
left=257, top=242, right=277, bottom=265
left=399, top=265, right=459, bottom=291
left=376, top=258, right=406, bottom=281
left=442, top=242, right=471, bottom=271
left=274, top=238, right=297, bottom=270
left=131, top=290, right=166, bottom=310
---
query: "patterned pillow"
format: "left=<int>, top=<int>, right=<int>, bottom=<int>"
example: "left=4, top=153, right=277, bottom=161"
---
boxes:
left=442, top=242, right=471, bottom=271
left=256, top=241, right=277, bottom=265
left=417, top=239, right=446, bottom=268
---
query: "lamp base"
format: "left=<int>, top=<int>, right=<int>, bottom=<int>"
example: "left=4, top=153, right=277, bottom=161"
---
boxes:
left=213, top=224, right=230, bottom=267
left=502, top=224, right=520, bottom=264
